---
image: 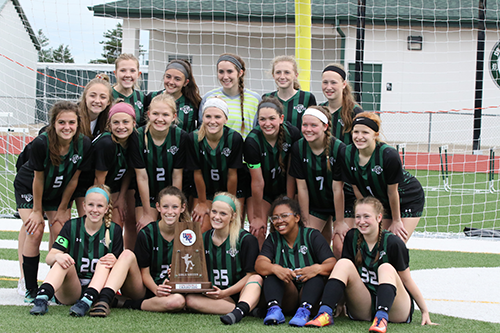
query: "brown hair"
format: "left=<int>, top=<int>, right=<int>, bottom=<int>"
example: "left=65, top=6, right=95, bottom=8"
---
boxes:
left=353, top=196, right=384, bottom=268
left=166, top=59, right=202, bottom=107
left=46, top=101, right=81, bottom=166
left=304, top=106, right=333, bottom=170
left=257, top=96, right=286, bottom=171
left=156, top=186, right=191, bottom=223
left=268, top=195, right=304, bottom=232
left=218, top=53, right=246, bottom=133
left=271, top=55, right=300, bottom=90
left=79, top=73, right=113, bottom=139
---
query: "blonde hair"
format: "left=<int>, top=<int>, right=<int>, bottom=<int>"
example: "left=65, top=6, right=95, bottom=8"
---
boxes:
left=198, top=96, right=226, bottom=142
left=213, top=192, right=241, bottom=250
left=79, top=74, right=113, bottom=139
left=143, top=93, right=178, bottom=147
left=271, top=55, right=300, bottom=90
left=115, top=53, right=141, bottom=89
left=85, top=184, right=113, bottom=248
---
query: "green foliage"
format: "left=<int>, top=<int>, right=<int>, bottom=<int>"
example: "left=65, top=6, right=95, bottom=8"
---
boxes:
left=90, top=23, right=145, bottom=64
left=36, top=29, right=74, bottom=63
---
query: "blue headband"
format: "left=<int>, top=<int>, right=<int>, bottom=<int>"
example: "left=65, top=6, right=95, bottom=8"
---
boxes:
left=85, top=188, right=109, bottom=203
left=212, top=194, right=236, bottom=212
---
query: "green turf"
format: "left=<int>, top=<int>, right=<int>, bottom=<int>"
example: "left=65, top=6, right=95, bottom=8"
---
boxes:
left=0, top=249, right=47, bottom=262
left=0, top=231, right=50, bottom=242
left=409, top=249, right=500, bottom=270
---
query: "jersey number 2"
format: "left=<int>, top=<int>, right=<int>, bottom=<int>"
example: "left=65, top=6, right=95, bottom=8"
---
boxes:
left=212, top=269, right=228, bottom=286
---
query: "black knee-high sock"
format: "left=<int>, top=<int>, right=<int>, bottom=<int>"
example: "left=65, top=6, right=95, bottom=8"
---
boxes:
left=36, top=282, right=55, bottom=300
left=122, top=299, right=144, bottom=310
left=263, top=275, right=284, bottom=308
left=82, top=287, right=99, bottom=305
left=98, top=287, right=116, bottom=305
left=375, top=283, right=397, bottom=313
left=320, top=278, right=346, bottom=310
left=300, top=275, right=325, bottom=308
left=23, top=254, right=40, bottom=292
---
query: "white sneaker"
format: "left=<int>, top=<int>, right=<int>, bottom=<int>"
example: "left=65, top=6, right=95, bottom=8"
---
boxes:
left=17, top=277, right=26, bottom=296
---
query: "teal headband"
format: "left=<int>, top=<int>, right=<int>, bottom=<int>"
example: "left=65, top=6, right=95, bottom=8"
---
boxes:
left=85, top=188, right=110, bottom=203
left=212, top=195, right=236, bottom=212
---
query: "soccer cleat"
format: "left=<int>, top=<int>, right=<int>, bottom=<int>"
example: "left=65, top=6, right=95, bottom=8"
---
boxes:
left=288, top=306, right=311, bottom=327
left=24, top=288, right=37, bottom=303
left=30, top=298, right=48, bottom=315
left=69, top=299, right=91, bottom=317
left=369, top=316, right=388, bottom=333
left=305, top=311, right=334, bottom=327
left=263, top=305, right=285, bottom=325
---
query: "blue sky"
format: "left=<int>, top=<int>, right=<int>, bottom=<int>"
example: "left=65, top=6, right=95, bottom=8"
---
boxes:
left=18, top=0, right=147, bottom=64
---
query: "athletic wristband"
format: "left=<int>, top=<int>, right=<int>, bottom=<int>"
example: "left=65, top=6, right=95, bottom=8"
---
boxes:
left=247, top=163, right=261, bottom=169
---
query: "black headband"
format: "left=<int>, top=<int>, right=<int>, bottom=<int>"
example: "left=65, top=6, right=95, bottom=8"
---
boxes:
left=217, top=55, right=243, bottom=71
left=323, top=65, right=346, bottom=80
left=353, top=117, right=379, bottom=132
left=258, top=102, right=281, bottom=114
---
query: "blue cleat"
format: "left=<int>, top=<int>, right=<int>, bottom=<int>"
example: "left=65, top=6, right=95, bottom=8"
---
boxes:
left=263, top=305, right=285, bottom=325
left=289, top=306, right=311, bottom=327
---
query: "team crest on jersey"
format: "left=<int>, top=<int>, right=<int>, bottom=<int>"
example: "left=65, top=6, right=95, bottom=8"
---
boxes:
left=294, top=104, right=306, bottom=114
left=99, top=237, right=109, bottom=248
left=135, top=100, right=143, bottom=109
left=180, top=229, right=196, bottom=246
left=379, top=250, right=387, bottom=260
left=21, top=194, right=33, bottom=202
left=227, top=248, right=239, bottom=258
left=338, top=118, right=345, bottom=126
left=180, top=105, right=192, bottom=114
left=372, top=165, right=383, bottom=175
left=299, top=245, right=308, bottom=255
left=282, top=142, right=290, bottom=152
left=168, top=145, right=179, bottom=155
left=303, top=158, right=309, bottom=163
left=329, top=156, right=336, bottom=165
left=70, top=154, right=82, bottom=164
left=222, top=147, right=231, bottom=157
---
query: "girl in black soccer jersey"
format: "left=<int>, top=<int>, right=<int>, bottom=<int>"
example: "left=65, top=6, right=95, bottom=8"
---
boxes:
left=112, top=53, right=145, bottom=126
left=144, top=59, right=201, bottom=133
left=262, top=55, right=317, bottom=130
left=188, top=98, right=244, bottom=233
left=344, top=112, right=425, bottom=242
left=255, top=196, right=336, bottom=327
left=129, top=93, right=188, bottom=231
left=289, top=106, right=347, bottom=258
left=83, top=186, right=188, bottom=317
left=245, top=97, right=301, bottom=248
left=185, top=192, right=262, bottom=325
left=93, top=102, right=137, bottom=249
left=73, top=73, right=114, bottom=216
left=29, top=185, right=123, bottom=316
left=305, top=197, right=436, bottom=331
left=15, top=101, right=92, bottom=302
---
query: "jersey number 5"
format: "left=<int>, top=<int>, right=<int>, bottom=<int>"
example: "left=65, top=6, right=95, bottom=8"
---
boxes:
left=212, top=269, right=228, bottom=286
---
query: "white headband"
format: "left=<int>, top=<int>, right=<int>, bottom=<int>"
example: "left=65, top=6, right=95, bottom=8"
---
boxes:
left=202, top=98, right=229, bottom=118
left=303, top=108, right=328, bottom=124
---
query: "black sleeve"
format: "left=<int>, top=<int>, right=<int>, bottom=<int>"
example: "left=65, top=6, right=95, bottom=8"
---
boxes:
left=172, top=129, right=188, bottom=169
left=288, top=141, right=304, bottom=179
left=353, top=105, right=364, bottom=116
left=387, top=234, right=410, bottom=272
left=287, top=123, right=301, bottom=143
left=383, top=148, right=404, bottom=185
left=308, top=93, right=317, bottom=107
left=94, top=135, right=116, bottom=171
left=341, top=229, right=356, bottom=262
left=185, top=132, right=200, bottom=171
left=240, top=232, right=259, bottom=273
left=52, top=219, right=73, bottom=252
left=134, top=229, right=152, bottom=268
left=331, top=138, right=345, bottom=182
left=227, top=131, right=244, bottom=169
left=30, top=135, right=48, bottom=172
left=111, top=223, right=124, bottom=258
left=143, top=91, right=155, bottom=113
left=259, top=233, right=277, bottom=263
left=310, top=229, right=334, bottom=264
left=243, top=135, right=261, bottom=165
left=128, top=129, right=146, bottom=169
left=77, top=136, right=93, bottom=172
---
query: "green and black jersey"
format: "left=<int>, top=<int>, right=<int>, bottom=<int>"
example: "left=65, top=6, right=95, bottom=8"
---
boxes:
left=135, top=220, right=174, bottom=285
left=14, top=132, right=92, bottom=205
left=129, top=125, right=188, bottom=207
left=112, top=87, right=145, bottom=127
left=342, top=142, right=424, bottom=217
left=289, top=137, right=345, bottom=215
left=319, top=102, right=363, bottom=145
left=93, top=132, right=134, bottom=193
left=342, top=229, right=409, bottom=295
left=244, top=122, right=301, bottom=201
left=186, top=126, right=244, bottom=200
left=263, top=90, right=317, bottom=130
left=260, top=226, right=333, bottom=270
left=53, top=217, right=123, bottom=281
left=145, top=90, right=199, bottom=133
left=203, top=229, right=259, bottom=290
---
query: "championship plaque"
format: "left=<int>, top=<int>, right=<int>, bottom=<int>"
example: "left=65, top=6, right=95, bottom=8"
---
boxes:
left=167, top=220, right=213, bottom=293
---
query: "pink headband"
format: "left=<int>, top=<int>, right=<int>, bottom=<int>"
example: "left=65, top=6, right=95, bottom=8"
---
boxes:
left=108, top=103, right=136, bottom=120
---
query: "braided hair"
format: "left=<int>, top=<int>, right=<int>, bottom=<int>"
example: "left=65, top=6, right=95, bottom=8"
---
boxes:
left=218, top=53, right=246, bottom=134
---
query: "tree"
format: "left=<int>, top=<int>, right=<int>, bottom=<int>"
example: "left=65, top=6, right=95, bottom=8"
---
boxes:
left=36, top=29, right=74, bottom=63
left=90, top=23, right=145, bottom=64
